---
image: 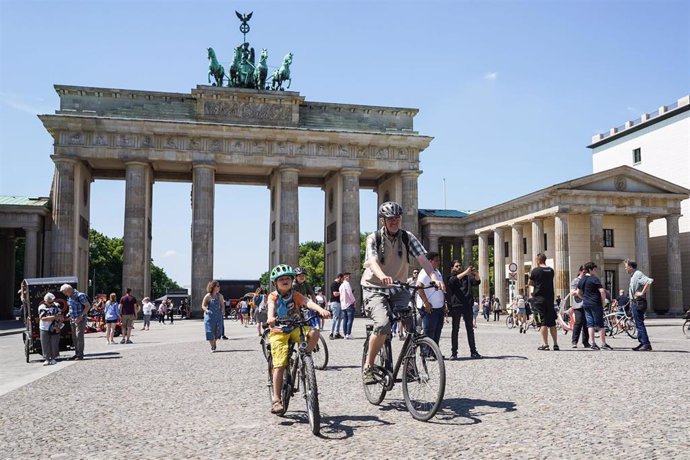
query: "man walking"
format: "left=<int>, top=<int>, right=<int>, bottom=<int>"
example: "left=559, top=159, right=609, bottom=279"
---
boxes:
left=416, top=252, right=446, bottom=350
left=119, top=288, right=139, bottom=344
left=329, top=273, right=343, bottom=339
left=339, top=272, right=356, bottom=339
left=529, top=253, right=559, bottom=351
left=625, top=259, right=654, bottom=351
left=569, top=266, right=590, bottom=348
left=446, top=260, right=482, bottom=359
left=60, top=284, right=91, bottom=360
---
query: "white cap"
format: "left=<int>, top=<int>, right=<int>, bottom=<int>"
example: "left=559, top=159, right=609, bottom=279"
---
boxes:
left=44, top=293, right=56, bottom=302
left=59, top=284, right=73, bottom=292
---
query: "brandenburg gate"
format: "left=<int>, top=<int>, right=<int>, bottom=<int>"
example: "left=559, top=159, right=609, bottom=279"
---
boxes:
left=39, top=85, right=432, bottom=314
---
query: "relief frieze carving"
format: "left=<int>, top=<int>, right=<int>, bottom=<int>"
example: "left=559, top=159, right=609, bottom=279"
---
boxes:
left=165, top=137, right=177, bottom=149
left=202, top=101, right=292, bottom=123
left=69, top=132, right=84, bottom=145
left=141, top=136, right=153, bottom=148
left=209, top=139, right=223, bottom=152
left=94, top=134, right=108, bottom=146
left=189, top=138, right=202, bottom=150
left=117, top=134, right=132, bottom=147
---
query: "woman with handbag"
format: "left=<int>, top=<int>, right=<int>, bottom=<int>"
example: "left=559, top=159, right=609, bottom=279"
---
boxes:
left=38, top=293, right=64, bottom=365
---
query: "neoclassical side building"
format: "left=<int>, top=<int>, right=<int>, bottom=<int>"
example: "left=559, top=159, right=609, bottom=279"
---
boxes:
left=420, top=166, right=688, bottom=315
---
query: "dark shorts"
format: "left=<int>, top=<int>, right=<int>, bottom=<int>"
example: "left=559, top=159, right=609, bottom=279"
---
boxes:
left=105, top=319, right=118, bottom=324
left=584, top=304, right=604, bottom=329
left=533, top=299, right=556, bottom=327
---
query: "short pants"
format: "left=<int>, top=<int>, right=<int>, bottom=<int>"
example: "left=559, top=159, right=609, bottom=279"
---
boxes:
left=121, top=314, right=135, bottom=330
left=533, top=300, right=556, bottom=328
left=363, top=287, right=411, bottom=336
left=105, top=319, right=118, bottom=324
left=269, top=326, right=311, bottom=367
left=584, top=304, right=604, bottom=329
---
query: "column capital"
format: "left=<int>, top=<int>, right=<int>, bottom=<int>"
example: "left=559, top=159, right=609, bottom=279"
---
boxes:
left=400, top=169, right=421, bottom=178
left=278, top=165, right=300, bottom=173
left=50, top=154, right=79, bottom=165
left=192, top=161, right=216, bottom=171
left=510, top=222, right=524, bottom=230
left=340, top=168, right=362, bottom=177
left=124, top=159, right=151, bottom=168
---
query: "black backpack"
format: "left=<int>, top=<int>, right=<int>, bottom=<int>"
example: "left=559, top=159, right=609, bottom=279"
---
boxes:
left=374, top=230, right=411, bottom=264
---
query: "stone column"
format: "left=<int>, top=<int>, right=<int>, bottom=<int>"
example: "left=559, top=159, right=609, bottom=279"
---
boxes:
left=494, top=228, right=506, bottom=309
left=452, top=239, right=462, bottom=263
left=341, top=169, right=361, bottom=306
left=463, top=237, right=473, bottom=267
left=122, top=161, right=153, bottom=302
left=400, top=170, right=420, bottom=237
left=634, top=215, right=650, bottom=277
left=191, top=163, right=215, bottom=317
left=531, top=218, right=544, bottom=260
left=511, top=223, right=525, bottom=296
left=478, top=232, right=490, bottom=299
left=51, top=157, right=77, bottom=276
left=441, top=240, right=452, bottom=276
left=590, top=213, right=604, bottom=268
left=666, top=214, right=683, bottom=315
left=427, top=235, right=439, bottom=253
left=0, top=231, right=16, bottom=320
left=279, top=167, right=300, bottom=267
left=554, top=213, right=570, bottom=301
left=23, top=227, right=39, bottom=279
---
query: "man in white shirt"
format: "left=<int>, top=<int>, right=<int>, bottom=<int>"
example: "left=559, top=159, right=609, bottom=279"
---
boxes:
left=416, top=252, right=446, bottom=349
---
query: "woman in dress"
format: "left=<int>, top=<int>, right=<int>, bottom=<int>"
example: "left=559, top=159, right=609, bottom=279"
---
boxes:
left=202, top=280, right=225, bottom=352
left=104, top=293, right=120, bottom=344
left=38, top=293, right=64, bottom=365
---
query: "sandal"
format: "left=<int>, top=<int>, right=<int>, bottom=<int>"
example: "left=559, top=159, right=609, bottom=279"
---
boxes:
left=537, top=345, right=550, bottom=351
left=270, top=400, right=284, bottom=414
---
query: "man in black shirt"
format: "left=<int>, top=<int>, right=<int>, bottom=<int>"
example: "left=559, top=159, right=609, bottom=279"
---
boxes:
left=446, top=260, right=482, bottom=359
left=328, top=273, right=344, bottom=339
left=528, top=253, right=558, bottom=351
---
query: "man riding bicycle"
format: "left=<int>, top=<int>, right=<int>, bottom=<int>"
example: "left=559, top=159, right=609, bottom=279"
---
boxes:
left=361, top=201, right=440, bottom=385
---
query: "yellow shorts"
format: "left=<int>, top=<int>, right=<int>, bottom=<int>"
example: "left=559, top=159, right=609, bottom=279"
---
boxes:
left=269, top=326, right=311, bottom=368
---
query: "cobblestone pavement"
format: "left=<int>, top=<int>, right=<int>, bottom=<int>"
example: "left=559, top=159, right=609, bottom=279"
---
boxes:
left=0, top=317, right=688, bottom=459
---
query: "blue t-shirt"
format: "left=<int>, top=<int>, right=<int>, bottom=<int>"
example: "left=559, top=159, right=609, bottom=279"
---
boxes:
left=105, top=301, right=120, bottom=321
left=577, top=274, right=603, bottom=308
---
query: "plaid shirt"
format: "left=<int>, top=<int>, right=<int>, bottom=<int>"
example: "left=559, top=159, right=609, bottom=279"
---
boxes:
left=67, top=290, right=90, bottom=319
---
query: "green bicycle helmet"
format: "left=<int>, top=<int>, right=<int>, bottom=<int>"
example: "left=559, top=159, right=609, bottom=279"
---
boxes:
left=270, top=264, right=296, bottom=282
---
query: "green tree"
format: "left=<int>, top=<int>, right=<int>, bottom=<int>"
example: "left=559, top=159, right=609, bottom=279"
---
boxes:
left=299, top=241, right=325, bottom=288
left=150, top=263, right=181, bottom=299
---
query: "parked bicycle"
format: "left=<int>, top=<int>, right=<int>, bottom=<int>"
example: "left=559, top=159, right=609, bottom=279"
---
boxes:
left=263, top=317, right=321, bottom=435
left=603, top=302, right=637, bottom=339
left=683, top=309, right=690, bottom=336
left=361, top=282, right=446, bottom=422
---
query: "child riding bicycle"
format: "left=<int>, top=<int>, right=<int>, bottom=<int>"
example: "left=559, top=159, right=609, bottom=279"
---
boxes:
left=266, top=264, right=330, bottom=414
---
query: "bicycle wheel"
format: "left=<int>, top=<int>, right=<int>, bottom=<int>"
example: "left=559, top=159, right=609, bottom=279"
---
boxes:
left=301, top=355, right=321, bottom=435
left=266, top=355, right=275, bottom=405
left=682, top=320, right=689, bottom=336
left=261, top=329, right=271, bottom=360
left=624, top=318, right=637, bottom=340
left=402, top=336, right=446, bottom=421
left=506, top=315, right=514, bottom=329
left=361, top=336, right=388, bottom=405
left=311, top=334, right=329, bottom=370
left=281, top=353, right=296, bottom=413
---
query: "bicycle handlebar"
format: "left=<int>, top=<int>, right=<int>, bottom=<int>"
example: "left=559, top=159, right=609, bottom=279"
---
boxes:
left=391, top=281, right=439, bottom=292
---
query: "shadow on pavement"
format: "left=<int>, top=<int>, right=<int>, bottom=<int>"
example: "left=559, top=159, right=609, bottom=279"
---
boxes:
left=453, top=355, right=528, bottom=361
left=279, top=411, right=394, bottom=440
left=213, top=349, right=254, bottom=353
left=431, top=397, right=517, bottom=425
left=323, top=365, right=361, bottom=371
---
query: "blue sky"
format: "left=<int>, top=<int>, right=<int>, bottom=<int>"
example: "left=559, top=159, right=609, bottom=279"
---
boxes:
left=1, top=0, right=688, bottom=287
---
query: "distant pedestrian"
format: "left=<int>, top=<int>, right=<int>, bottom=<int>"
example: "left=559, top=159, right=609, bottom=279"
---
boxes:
left=416, top=252, right=446, bottom=349
left=625, top=259, right=654, bottom=351
left=529, top=253, right=559, bottom=350
left=238, top=297, right=250, bottom=327
left=339, top=272, right=356, bottom=339
left=577, top=262, right=611, bottom=350
left=158, top=301, right=167, bottom=324
left=569, top=266, right=590, bottom=348
left=38, top=293, right=63, bottom=365
left=446, top=260, right=482, bottom=359
left=472, top=300, right=480, bottom=328
left=254, top=287, right=268, bottom=336
left=60, top=283, right=91, bottom=360
left=202, top=280, right=225, bottom=352
left=492, top=297, right=501, bottom=321
left=167, top=299, right=175, bottom=324
left=315, top=287, right=326, bottom=329
left=141, top=297, right=154, bottom=331
left=329, top=273, right=344, bottom=339
left=104, top=293, right=120, bottom=344
left=119, top=288, right=139, bottom=344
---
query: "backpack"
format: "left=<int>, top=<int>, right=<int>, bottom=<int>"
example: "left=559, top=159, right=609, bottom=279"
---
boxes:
left=375, top=230, right=411, bottom=264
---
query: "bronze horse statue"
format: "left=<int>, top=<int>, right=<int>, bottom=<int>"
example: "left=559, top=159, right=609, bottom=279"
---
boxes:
left=271, top=52, right=293, bottom=90
left=254, top=49, right=268, bottom=90
left=207, top=47, right=225, bottom=87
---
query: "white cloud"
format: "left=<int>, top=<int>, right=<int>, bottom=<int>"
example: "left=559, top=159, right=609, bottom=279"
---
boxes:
left=0, top=92, right=52, bottom=115
left=484, top=72, right=498, bottom=81
left=163, top=250, right=178, bottom=257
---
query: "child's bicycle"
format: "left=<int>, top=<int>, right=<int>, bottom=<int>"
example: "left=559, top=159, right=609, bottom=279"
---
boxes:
left=362, top=282, right=446, bottom=422
left=260, top=314, right=329, bottom=370
left=263, top=317, right=321, bottom=435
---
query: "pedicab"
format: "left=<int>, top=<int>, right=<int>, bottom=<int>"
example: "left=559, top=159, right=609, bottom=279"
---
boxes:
left=20, top=277, right=78, bottom=363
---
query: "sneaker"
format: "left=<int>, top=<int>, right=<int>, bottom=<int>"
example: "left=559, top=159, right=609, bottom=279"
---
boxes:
left=335, top=333, right=344, bottom=339
left=75, top=356, right=84, bottom=360
left=632, top=343, right=644, bottom=351
left=449, top=354, right=458, bottom=360
left=221, top=336, right=229, bottom=340
left=69, top=355, right=79, bottom=360
left=552, top=345, right=560, bottom=351
left=470, top=352, right=482, bottom=359
left=583, top=343, right=591, bottom=348
left=590, top=344, right=600, bottom=350
left=345, top=335, right=351, bottom=339
left=126, top=340, right=133, bottom=344
left=638, top=344, right=653, bottom=351
left=43, top=360, right=51, bottom=366
left=601, top=344, right=613, bottom=350
left=362, top=366, right=377, bottom=385
left=571, top=344, right=577, bottom=348
left=328, top=334, right=334, bottom=340
left=50, top=359, right=57, bottom=365
left=120, top=339, right=126, bottom=344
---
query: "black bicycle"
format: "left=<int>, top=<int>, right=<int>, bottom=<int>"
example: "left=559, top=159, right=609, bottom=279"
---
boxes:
left=361, top=282, right=446, bottom=421
left=264, top=317, right=321, bottom=435
left=260, top=313, right=329, bottom=370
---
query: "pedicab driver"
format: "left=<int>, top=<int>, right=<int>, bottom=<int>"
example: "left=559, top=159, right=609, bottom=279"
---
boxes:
left=361, top=201, right=440, bottom=385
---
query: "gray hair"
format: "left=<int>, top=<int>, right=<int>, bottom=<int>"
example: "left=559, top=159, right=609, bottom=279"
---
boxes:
left=59, top=284, right=73, bottom=292
left=43, top=293, right=56, bottom=302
